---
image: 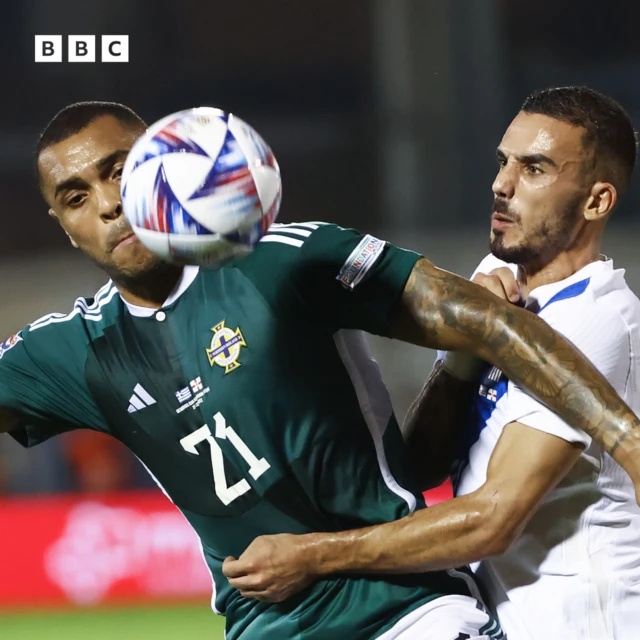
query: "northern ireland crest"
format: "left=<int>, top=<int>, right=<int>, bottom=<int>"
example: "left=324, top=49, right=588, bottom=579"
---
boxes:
left=206, top=321, right=246, bottom=374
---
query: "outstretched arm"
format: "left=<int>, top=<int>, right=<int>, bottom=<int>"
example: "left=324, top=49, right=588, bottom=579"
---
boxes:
left=392, top=258, right=640, bottom=485
left=222, top=421, right=583, bottom=601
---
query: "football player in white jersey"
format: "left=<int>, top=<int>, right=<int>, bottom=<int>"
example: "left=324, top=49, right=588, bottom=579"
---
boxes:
left=222, top=86, right=640, bottom=639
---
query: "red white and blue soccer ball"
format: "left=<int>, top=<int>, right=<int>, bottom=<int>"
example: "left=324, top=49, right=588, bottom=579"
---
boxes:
left=121, top=107, right=282, bottom=266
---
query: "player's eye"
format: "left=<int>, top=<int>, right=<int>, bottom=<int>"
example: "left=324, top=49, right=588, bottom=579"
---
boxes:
left=112, top=165, right=124, bottom=181
left=66, top=193, right=86, bottom=207
left=497, top=156, right=507, bottom=167
left=526, top=164, right=543, bottom=175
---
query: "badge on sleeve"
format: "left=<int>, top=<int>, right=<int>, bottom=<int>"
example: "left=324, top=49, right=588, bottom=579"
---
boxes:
left=336, top=235, right=386, bottom=290
left=0, top=333, right=23, bottom=359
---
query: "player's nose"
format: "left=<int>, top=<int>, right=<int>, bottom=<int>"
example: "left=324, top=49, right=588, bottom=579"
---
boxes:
left=96, top=184, right=124, bottom=222
left=99, top=201, right=123, bottom=222
left=492, top=164, right=516, bottom=200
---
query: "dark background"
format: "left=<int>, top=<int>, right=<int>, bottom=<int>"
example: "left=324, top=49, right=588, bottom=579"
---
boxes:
left=2, top=0, right=640, bottom=259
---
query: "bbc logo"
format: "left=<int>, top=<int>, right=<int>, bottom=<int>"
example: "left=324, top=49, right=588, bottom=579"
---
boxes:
left=35, top=36, right=129, bottom=63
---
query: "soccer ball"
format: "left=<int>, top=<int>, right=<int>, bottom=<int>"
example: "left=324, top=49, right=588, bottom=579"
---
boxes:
left=121, top=107, right=281, bottom=266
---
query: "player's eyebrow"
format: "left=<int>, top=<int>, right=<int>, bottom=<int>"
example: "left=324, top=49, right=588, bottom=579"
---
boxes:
left=518, top=152, right=557, bottom=168
left=496, top=148, right=558, bottom=168
left=54, top=149, right=129, bottom=198
left=95, top=149, right=128, bottom=173
left=54, top=176, right=89, bottom=198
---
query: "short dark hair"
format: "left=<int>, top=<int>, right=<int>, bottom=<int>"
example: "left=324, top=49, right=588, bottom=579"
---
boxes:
left=521, top=86, right=638, bottom=192
left=35, top=101, right=146, bottom=183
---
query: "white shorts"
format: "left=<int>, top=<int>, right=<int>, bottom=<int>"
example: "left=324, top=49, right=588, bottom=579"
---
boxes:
left=376, top=594, right=505, bottom=640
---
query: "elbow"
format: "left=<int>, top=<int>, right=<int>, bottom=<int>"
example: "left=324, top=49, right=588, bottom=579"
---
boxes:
left=480, top=522, right=519, bottom=557
left=471, top=492, right=522, bottom=558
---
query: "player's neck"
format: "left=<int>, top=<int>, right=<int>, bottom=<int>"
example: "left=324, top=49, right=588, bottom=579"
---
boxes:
left=114, top=264, right=184, bottom=309
left=523, top=244, right=603, bottom=292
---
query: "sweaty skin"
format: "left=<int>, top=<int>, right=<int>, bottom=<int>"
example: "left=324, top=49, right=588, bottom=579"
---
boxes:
left=220, top=260, right=640, bottom=603
left=4, top=110, right=640, bottom=607
left=219, top=106, right=640, bottom=603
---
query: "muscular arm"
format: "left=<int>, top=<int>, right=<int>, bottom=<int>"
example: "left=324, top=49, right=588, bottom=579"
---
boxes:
left=223, top=421, right=584, bottom=599
left=403, top=360, right=477, bottom=489
left=301, top=422, right=583, bottom=575
left=392, top=258, right=640, bottom=484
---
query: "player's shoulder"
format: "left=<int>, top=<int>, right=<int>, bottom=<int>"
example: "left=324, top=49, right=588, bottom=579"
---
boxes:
left=587, top=260, right=638, bottom=308
left=260, top=220, right=392, bottom=255
left=585, top=261, right=640, bottom=340
left=0, top=281, right=119, bottom=365
left=259, top=221, right=334, bottom=248
left=238, top=221, right=353, bottom=270
left=232, top=219, right=401, bottom=296
left=541, top=261, right=634, bottom=316
left=230, top=221, right=322, bottom=275
left=265, top=220, right=329, bottom=235
left=20, top=280, right=120, bottom=344
left=537, top=262, right=637, bottom=349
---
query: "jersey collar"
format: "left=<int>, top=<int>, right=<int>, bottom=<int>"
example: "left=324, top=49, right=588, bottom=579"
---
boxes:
left=121, top=265, right=200, bottom=317
left=525, top=257, right=613, bottom=312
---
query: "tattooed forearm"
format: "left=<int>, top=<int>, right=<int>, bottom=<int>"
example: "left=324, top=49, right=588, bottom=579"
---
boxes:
left=404, top=360, right=477, bottom=489
left=391, top=258, right=640, bottom=484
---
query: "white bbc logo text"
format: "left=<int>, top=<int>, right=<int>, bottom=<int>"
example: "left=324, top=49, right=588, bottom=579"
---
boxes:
left=68, top=36, right=95, bottom=63
left=35, top=35, right=62, bottom=62
left=35, top=35, right=129, bottom=63
left=102, top=36, right=128, bottom=62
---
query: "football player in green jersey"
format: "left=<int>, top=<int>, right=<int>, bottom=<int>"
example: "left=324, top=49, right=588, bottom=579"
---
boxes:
left=1, top=100, right=639, bottom=639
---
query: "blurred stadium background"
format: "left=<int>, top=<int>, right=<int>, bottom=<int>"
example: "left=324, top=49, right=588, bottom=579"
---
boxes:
left=2, top=0, right=640, bottom=637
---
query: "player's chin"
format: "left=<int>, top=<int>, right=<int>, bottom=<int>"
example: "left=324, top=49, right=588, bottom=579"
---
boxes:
left=490, top=233, right=522, bottom=262
left=492, top=224, right=522, bottom=245
left=490, top=230, right=507, bottom=252
left=112, top=245, right=164, bottom=277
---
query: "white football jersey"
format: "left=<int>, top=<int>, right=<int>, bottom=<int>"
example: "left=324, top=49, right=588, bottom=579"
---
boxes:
left=455, top=255, right=640, bottom=640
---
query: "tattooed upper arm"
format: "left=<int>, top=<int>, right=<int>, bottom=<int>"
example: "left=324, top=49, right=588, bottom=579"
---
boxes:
left=391, top=258, right=529, bottom=356
left=390, top=258, right=640, bottom=463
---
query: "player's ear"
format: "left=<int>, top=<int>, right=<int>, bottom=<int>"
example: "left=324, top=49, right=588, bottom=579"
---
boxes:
left=584, top=182, right=616, bottom=221
left=64, top=229, right=79, bottom=249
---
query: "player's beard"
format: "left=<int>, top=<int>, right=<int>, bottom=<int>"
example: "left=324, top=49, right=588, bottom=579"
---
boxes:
left=104, top=256, right=179, bottom=291
left=88, top=222, right=182, bottom=298
left=490, top=194, right=584, bottom=265
left=93, top=252, right=183, bottom=307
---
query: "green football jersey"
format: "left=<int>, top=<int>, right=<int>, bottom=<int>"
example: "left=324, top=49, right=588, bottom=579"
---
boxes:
left=0, top=222, right=477, bottom=639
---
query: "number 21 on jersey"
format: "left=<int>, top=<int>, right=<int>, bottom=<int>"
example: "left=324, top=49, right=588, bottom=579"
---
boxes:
left=180, top=412, right=271, bottom=506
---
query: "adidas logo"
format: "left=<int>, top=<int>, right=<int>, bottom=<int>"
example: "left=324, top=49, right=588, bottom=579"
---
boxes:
left=127, top=384, right=156, bottom=413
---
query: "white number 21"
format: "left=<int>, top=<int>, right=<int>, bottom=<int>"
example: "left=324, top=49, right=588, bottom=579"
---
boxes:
left=180, top=412, right=271, bottom=506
